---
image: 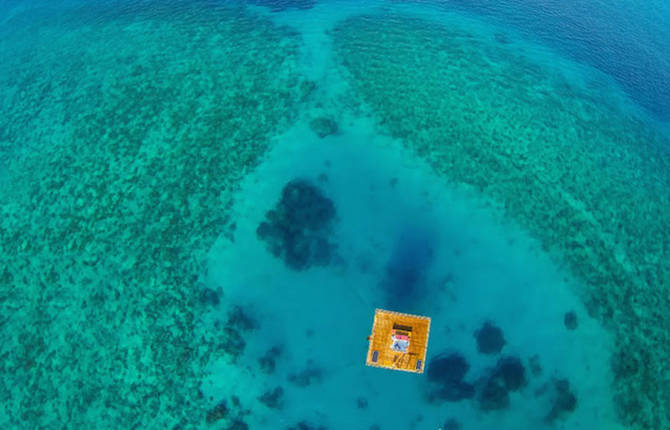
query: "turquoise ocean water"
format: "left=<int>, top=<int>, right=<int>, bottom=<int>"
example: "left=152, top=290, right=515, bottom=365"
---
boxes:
left=1, top=1, right=668, bottom=429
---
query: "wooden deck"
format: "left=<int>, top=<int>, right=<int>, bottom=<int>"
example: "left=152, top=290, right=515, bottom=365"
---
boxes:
left=365, top=308, right=431, bottom=374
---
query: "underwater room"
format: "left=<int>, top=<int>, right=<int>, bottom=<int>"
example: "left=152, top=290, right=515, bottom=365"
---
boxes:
left=0, top=0, right=668, bottom=429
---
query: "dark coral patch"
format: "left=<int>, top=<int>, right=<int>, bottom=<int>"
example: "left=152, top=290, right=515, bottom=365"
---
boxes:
left=221, top=327, right=246, bottom=360
left=529, top=354, right=542, bottom=376
left=474, top=321, right=506, bottom=355
left=279, top=179, right=335, bottom=229
left=492, top=356, right=527, bottom=391
left=249, top=0, right=316, bottom=12
left=478, top=355, right=527, bottom=412
left=227, top=419, right=249, bottom=430
left=309, top=116, right=339, bottom=138
left=298, top=79, right=316, bottom=101
left=564, top=311, right=578, bottom=330
left=227, top=305, right=258, bottom=331
left=431, top=381, right=475, bottom=402
left=428, top=352, right=469, bottom=383
left=206, top=395, right=251, bottom=428
left=545, top=378, right=578, bottom=423
left=494, top=32, right=510, bottom=44
left=257, top=179, right=336, bottom=271
left=258, top=345, right=282, bottom=374
left=443, top=418, right=461, bottom=430
left=287, top=421, right=327, bottom=430
left=199, top=286, right=221, bottom=306
left=479, top=377, right=510, bottom=411
left=426, top=352, right=475, bottom=402
left=205, top=400, right=228, bottom=424
left=258, top=386, right=284, bottom=409
left=288, top=361, right=323, bottom=387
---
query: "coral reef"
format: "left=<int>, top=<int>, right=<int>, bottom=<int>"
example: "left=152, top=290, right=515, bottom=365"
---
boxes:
left=257, top=179, right=337, bottom=270
left=0, top=3, right=302, bottom=428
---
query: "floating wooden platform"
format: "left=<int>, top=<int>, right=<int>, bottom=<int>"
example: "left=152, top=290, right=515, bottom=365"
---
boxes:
left=365, top=308, right=431, bottom=374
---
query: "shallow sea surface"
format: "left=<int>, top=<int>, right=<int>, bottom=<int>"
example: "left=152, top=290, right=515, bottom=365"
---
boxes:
left=0, top=1, right=668, bottom=429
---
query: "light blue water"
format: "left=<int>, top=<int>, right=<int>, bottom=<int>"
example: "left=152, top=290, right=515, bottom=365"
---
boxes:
left=0, top=1, right=668, bottom=429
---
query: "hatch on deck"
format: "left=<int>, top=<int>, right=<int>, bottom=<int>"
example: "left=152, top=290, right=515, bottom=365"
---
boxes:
left=366, top=309, right=431, bottom=374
